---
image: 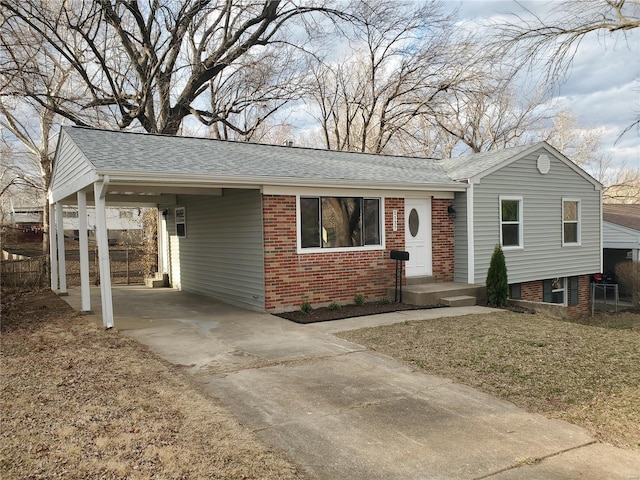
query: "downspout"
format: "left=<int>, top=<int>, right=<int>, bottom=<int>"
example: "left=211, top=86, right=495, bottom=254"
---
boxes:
left=77, top=190, right=91, bottom=312
left=55, top=202, right=67, bottom=295
left=467, top=181, right=475, bottom=284
left=48, top=202, right=58, bottom=291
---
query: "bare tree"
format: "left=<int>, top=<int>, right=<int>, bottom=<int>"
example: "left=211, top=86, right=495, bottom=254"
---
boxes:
left=429, top=72, right=549, bottom=155
left=492, top=0, right=640, bottom=133
left=544, top=110, right=640, bottom=201
left=306, top=0, right=475, bottom=154
left=0, top=0, right=351, bottom=135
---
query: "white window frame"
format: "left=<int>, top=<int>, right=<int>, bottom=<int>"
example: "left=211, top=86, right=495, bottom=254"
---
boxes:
left=499, top=195, right=523, bottom=250
left=562, top=198, right=581, bottom=246
left=296, top=195, right=385, bottom=254
left=175, top=206, right=186, bottom=238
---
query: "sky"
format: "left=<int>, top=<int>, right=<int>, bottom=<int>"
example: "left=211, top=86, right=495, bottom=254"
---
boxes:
left=454, top=0, right=640, bottom=170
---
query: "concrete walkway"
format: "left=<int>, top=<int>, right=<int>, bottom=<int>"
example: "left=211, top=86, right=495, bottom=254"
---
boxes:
left=64, top=287, right=640, bottom=479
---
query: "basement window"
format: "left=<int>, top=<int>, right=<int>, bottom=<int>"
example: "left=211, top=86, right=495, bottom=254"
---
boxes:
left=543, top=277, right=579, bottom=306
left=508, top=283, right=521, bottom=300
left=175, top=207, right=186, bottom=238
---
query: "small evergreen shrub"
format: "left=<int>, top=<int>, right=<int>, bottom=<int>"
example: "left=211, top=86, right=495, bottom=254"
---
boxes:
left=379, top=297, right=391, bottom=305
left=486, top=244, right=508, bottom=307
left=300, top=301, right=313, bottom=314
left=328, top=301, right=341, bottom=311
left=353, top=294, right=365, bottom=306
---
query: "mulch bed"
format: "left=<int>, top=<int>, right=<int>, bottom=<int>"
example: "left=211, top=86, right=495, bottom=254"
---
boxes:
left=277, top=301, right=446, bottom=324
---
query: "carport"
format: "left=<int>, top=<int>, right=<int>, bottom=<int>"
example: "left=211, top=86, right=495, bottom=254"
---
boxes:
left=49, top=128, right=242, bottom=328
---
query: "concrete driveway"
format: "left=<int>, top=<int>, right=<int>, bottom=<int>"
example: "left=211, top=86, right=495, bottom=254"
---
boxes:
left=64, top=286, right=640, bottom=479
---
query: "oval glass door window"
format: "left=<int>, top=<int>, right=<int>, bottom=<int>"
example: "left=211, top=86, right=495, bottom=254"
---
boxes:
left=409, top=208, right=419, bottom=237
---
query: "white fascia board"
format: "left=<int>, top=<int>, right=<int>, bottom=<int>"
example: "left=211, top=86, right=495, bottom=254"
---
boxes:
left=104, top=170, right=468, bottom=193
left=263, top=184, right=466, bottom=197
left=49, top=171, right=100, bottom=204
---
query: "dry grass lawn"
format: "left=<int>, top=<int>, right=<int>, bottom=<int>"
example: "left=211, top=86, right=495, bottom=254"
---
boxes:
left=0, top=288, right=307, bottom=480
left=338, top=309, right=640, bottom=450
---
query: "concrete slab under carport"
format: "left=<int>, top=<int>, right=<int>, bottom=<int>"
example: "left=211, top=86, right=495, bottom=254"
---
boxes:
left=62, top=286, right=640, bottom=479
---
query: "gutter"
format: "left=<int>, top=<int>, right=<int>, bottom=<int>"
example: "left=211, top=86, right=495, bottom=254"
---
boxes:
left=98, top=170, right=470, bottom=193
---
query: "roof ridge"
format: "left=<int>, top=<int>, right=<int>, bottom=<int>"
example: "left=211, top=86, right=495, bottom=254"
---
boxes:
left=64, top=125, right=442, bottom=163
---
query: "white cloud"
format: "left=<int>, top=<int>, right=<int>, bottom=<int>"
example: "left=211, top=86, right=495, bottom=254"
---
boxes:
left=455, top=0, right=640, bottom=168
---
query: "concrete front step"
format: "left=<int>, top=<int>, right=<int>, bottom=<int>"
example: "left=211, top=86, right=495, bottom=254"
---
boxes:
left=388, top=282, right=486, bottom=307
left=405, top=275, right=437, bottom=286
left=145, top=273, right=170, bottom=288
left=441, top=295, right=477, bottom=307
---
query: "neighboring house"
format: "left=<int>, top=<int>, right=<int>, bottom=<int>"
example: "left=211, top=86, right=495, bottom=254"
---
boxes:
left=603, top=204, right=640, bottom=301
left=8, top=205, right=143, bottom=244
left=48, top=127, right=602, bottom=327
left=6, top=207, right=44, bottom=243
left=62, top=205, right=144, bottom=244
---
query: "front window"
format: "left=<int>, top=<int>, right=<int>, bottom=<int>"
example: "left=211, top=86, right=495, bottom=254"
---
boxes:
left=500, top=196, right=523, bottom=248
left=562, top=199, right=580, bottom=245
left=300, top=196, right=382, bottom=249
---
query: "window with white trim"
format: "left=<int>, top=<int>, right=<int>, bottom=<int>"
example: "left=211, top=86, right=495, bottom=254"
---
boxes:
left=499, top=196, right=523, bottom=248
left=543, top=277, right=579, bottom=306
left=562, top=199, right=580, bottom=245
left=175, top=206, right=186, bottom=238
left=300, top=196, right=381, bottom=249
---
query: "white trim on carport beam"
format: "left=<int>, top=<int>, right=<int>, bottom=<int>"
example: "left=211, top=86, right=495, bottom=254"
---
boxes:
left=77, top=190, right=91, bottom=313
left=49, top=203, right=58, bottom=292
left=55, top=202, right=68, bottom=295
left=94, top=177, right=115, bottom=329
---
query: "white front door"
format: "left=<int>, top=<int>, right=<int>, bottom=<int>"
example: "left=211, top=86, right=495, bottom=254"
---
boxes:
left=405, top=197, right=432, bottom=277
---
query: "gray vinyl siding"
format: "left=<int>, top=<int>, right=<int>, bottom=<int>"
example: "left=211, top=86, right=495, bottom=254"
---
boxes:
left=50, top=132, right=95, bottom=198
left=471, top=148, right=601, bottom=284
left=453, top=191, right=468, bottom=283
left=164, top=189, right=265, bottom=311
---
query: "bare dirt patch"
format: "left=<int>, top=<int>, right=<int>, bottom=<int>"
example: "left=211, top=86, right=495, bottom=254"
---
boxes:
left=337, top=309, right=640, bottom=450
left=277, top=301, right=441, bottom=323
left=0, top=288, right=307, bottom=479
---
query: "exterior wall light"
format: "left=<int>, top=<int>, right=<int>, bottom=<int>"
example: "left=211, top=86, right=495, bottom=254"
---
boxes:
left=447, top=205, right=456, bottom=219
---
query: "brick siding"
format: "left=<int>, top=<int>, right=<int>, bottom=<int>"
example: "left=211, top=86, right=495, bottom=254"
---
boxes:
left=431, top=198, right=455, bottom=281
left=566, top=275, right=591, bottom=317
left=517, top=274, right=591, bottom=318
left=262, top=195, right=404, bottom=312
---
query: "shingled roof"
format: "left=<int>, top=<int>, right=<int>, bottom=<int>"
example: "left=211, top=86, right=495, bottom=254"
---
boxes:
left=58, top=126, right=458, bottom=187
left=603, top=204, right=640, bottom=232
left=437, top=143, right=539, bottom=181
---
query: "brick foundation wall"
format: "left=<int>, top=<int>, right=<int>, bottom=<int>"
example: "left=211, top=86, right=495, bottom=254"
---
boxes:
left=431, top=198, right=454, bottom=281
left=263, top=195, right=404, bottom=312
left=520, top=280, right=543, bottom=302
left=567, top=275, right=591, bottom=318
left=516, top=274, right=591, bottom=318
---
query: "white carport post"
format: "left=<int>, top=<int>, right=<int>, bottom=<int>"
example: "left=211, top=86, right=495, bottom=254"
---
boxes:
left=55, top=202, right=67, bottom=295
left=49, top=202, right=59, bottom=291
left=77, top=190, right=91, bottom=312
left=94, top=178, right=114, bottom=329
